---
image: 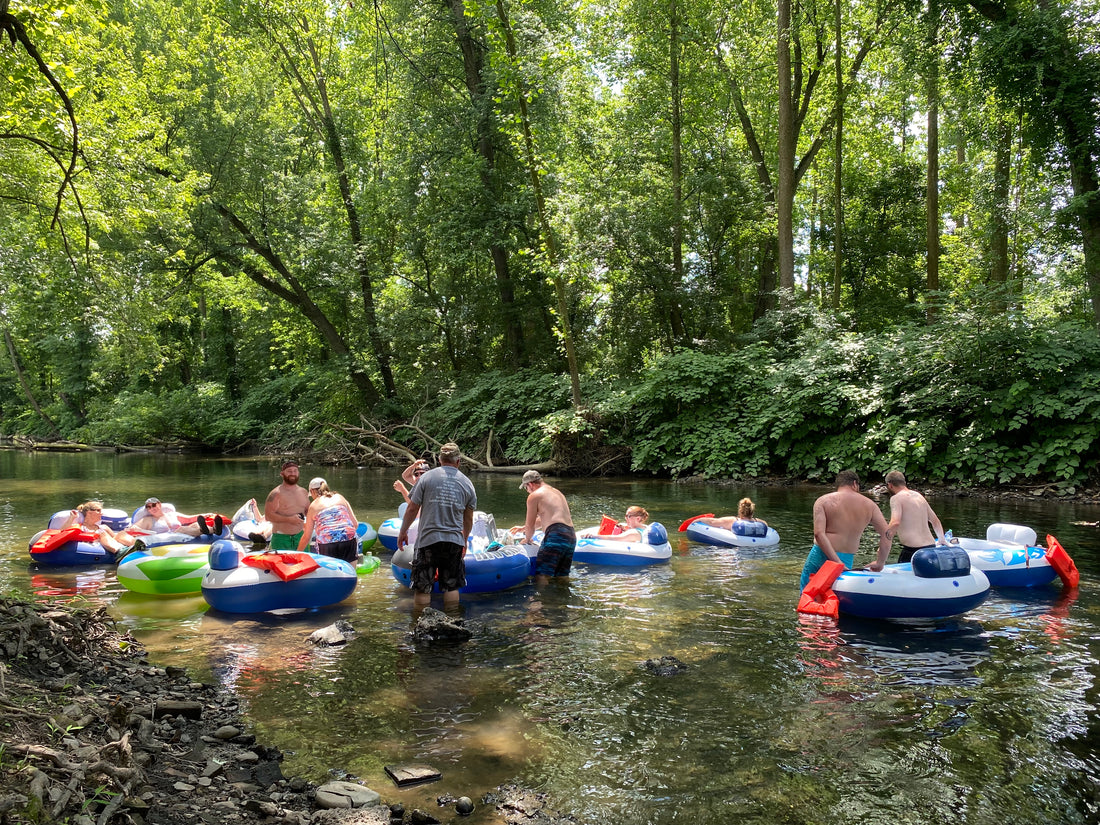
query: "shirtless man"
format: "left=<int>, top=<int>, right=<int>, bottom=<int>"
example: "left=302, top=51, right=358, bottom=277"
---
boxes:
left=521, top=470, right=576, bottom=584
left=884, top=470, right=947, bottom=563
left=264, top=460, right=310, bottom=551
left=800, top=470, right=891, bottom=589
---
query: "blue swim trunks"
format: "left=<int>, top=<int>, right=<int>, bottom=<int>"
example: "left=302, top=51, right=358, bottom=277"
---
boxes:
left=536, top=523, right=577, bottom=577
left=799, top=544, right=854, bottom=590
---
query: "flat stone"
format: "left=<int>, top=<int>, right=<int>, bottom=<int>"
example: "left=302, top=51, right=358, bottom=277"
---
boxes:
left=383, top=765, right=441, bottom=788
left=214, top=725, right=241, bottom=740
left=315, top=781, right=382, bottom=809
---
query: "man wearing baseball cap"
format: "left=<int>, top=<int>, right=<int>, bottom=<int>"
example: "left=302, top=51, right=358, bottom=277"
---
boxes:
left=520, top=470, right=576, bottom=583
left=398, top=442, right=477, bottom=608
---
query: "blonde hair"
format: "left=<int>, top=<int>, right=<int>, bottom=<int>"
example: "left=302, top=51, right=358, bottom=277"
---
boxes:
left=79, top=500, right=104, bottom=515
left=625, top=506, right=648, bottom=521
left=737, top=498, right=755, bottom=519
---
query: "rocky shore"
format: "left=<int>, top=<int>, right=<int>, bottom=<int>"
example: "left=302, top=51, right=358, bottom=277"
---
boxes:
left=0, top=599, right=575, bottom=825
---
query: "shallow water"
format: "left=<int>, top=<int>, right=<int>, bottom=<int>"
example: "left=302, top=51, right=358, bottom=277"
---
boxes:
left=1, top=451, right=1098, bottom=824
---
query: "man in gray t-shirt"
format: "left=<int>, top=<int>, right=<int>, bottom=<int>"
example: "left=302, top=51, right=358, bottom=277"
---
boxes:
left=398, top=442, right=476, bottom=607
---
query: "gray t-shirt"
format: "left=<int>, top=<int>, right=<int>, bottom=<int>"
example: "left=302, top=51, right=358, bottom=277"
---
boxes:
left=410, top=465, right=477, bottom=547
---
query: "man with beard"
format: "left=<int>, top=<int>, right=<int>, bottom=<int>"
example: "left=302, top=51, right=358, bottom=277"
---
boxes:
left=264, top=460, right=310, bottom=551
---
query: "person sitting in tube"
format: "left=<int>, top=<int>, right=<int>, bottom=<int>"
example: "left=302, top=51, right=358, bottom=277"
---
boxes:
left=393, top=458, right=431, bottom=504
left=133, top=498, right=223, bottom=537
left=693, top=498, right=768, bottom=530
left=59, top=500, right=139, bottom=554
left=578, top=506, right=651, bottom=541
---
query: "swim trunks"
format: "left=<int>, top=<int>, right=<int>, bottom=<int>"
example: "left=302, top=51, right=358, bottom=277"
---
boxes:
left=272, top=531, right=303, bottom=552
left=536, top=523, right=577, bottom=577
left=899, top=544, right=936, bottom=564
left=799, top=544, right=854, bottom=590
left=412, top=540, right=466, bottom=593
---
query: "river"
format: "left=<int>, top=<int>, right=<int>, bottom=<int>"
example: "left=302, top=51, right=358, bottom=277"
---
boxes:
left=1, top=451, right=1097, bottom=824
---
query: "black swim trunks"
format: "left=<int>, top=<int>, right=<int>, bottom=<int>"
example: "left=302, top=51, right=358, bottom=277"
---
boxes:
left=317, top=538, right=358, bottom=564
left=899, top=544, right=935, bottom=564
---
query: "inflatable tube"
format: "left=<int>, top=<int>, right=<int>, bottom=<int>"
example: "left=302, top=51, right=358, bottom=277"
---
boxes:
left=28, top=528, right=115, bottom=566
left=572, top=523, right=672, bottom=566
left=685, top=519, right=780, bottom=548
left=48, top=508, right=131, bottom=532
left=954, top=523, right=1059, bottom=588
left=116, top=543, right=210, bottom=595
left=390, top=545, right=530, bottom=594
left=831, top=563, right=990, bottom=619
left=201, top=543, right=358, bottom=613
left=378, top=516, right=416, bottom=552
left=231, top=518, right=274, bottom=544
left=357, top=522, right=378, bottom=552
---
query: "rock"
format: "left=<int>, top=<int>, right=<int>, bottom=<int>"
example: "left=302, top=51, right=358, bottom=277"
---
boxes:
left=456, top=796, right=474, bottom=815
left=214, top=725, right=241, bottom=740
left=412, top=608, right=472, bottom=644
left=311, top=807, right=392, bottom=824
left=308, top=621, right=355, bottom=646
left=642, top=655, right=688, bottom=676
left=315, top=781, right=382, bottom=809
left=383, top=764, right=442, bottom=787
left=409, top=810, right=441, bottom=825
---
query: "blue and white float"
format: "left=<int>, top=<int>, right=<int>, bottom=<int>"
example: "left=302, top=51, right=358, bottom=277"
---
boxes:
left=831, top=546, right=991, bottom=619
left=952, top=523, right=1059, bottom=588
left=28, top=508, right=134, bottom=566
left=201, top=540, right=358, bottom=613
left=572, top=523, right=672, bottom=566
left=389, top=511, right=529, bottom=593
left=685, top=518, right=780, bottom=548
left=129, top=503, right=229, bottom=548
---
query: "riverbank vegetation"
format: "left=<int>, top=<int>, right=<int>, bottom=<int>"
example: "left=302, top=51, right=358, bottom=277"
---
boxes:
left=2, top=0, right=1098, bottom=491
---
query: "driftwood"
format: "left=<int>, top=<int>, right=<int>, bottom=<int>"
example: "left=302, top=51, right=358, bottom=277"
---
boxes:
left=331, top=418, right=558, bottom=475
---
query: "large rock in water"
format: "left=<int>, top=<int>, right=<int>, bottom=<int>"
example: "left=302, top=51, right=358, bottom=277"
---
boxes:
left=412, top=608, right=472, bottom=644
left=308, top=620, right=356, bottom=646
left=642, top=655, right=688, bottom=676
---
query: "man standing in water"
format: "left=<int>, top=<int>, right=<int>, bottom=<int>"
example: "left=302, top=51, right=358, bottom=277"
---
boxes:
left=521, top=470, right=576, bottom=584
left=264, top=460, right=310, bottom=552
left=884, top=470, right=948, bottom=562
left=398, top=442, right=477, bottom=608
left=800, top=469, right=891, bottom=589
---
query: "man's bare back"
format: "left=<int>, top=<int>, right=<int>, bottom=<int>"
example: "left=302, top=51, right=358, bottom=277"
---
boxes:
left=525, top=482, right=572, bottom=543
left=812, top=474, right=891, bottom=570
left=884, top=472, right=944, bottom=549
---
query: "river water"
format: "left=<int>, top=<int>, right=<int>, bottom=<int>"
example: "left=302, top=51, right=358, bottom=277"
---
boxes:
left=1, top=451, right=1097, bottom=824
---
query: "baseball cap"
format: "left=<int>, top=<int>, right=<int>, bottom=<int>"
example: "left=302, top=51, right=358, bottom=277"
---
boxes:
left=308, top=477, right=326, bottom=491
left=519, top=470, right=542, bottom=488
left=145, top=497, right=160, bottom=508
left=439, top=442, right=461, bottom=461
left=281, top=459, right=299, bottom=469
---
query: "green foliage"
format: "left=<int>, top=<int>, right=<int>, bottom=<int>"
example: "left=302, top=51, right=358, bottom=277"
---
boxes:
left=613, top=308, right=1100, bottom=488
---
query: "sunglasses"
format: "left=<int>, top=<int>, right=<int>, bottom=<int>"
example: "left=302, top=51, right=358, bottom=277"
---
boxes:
left=87, top=507, right=102, bottom=512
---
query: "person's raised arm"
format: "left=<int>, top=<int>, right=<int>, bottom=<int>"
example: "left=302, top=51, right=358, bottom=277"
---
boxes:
left=927, top=503, right=946, bottom=545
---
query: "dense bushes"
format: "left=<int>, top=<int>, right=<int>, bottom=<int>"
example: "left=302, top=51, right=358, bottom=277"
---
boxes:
left=417, top=310, right=1100, bottom=489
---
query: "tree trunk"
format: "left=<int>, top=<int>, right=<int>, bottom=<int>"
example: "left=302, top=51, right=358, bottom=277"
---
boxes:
left=989, top=118, right=1011, bottom=294
left=925, top=0, right=939, bottom=323
left=776, top=0, right=796, bottom=297
left=669, top=0, right=687, bottom=341
left=494, top=0, right=582, bottom=407
left=3, top=327, right=62, bottom=439
left=449, top=0, right=528, bottom=365
left=832, top=0, right=843, bottom=310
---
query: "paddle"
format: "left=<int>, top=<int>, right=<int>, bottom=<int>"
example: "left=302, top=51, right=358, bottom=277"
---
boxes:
left=678, top=514, right=714, bottom=532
